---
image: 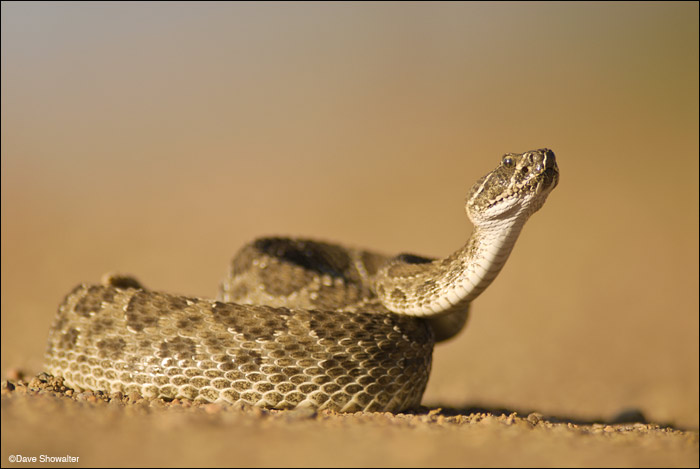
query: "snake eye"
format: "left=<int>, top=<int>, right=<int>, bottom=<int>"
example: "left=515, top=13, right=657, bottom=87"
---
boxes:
left=502, top=156, right=514, bottom=167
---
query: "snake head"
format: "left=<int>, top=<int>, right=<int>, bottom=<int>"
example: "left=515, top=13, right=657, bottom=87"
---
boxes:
left=466, top=149, right=559, bottom=224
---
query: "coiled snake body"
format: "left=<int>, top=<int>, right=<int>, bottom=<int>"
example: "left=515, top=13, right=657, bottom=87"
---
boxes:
left=45, top=149, right=559, bottom=412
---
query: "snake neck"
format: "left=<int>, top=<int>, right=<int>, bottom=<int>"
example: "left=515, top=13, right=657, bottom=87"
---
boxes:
left=455, top=216, right=526, bottom=305
left=374, top=215, right=526, bottom=317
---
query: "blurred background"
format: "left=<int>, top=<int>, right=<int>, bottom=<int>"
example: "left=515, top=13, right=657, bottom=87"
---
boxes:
left=2, top=1, right=698, bottom=429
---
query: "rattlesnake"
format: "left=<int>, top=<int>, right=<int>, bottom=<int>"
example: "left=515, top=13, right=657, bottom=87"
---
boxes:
left=45, top=149, right=559, bottom=412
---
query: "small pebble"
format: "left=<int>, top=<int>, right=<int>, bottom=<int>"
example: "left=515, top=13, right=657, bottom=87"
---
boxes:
left=1, top=380, right=15, bottom=392
left=149, top=399, right=165, bottom=408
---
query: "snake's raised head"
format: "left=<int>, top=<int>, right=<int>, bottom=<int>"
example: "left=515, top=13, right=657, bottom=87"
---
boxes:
left=374, top=148, right=558, bottom=320
left=466, top=149, right=558, bottom=225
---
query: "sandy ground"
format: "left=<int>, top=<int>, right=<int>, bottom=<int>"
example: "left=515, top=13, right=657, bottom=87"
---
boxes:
left=2, top=3, right=698, bottom=468
left=1, top=373, right=697, bottom=467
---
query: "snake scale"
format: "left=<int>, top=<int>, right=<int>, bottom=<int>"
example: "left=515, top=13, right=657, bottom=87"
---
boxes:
left=45, top=149, right=559, bottom=412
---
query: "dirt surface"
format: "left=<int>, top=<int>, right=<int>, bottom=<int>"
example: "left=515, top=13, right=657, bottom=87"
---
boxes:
left=2, top=3, right=698, bottom=468
left=1, top=372, right=697, bottom=467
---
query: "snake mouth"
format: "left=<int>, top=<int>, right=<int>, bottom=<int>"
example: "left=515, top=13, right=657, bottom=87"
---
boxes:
left=540, top=166, right=559, bottom=192
left=542, top=149, right=559, bottom=190
left=488, top=183, right=534, bottom=208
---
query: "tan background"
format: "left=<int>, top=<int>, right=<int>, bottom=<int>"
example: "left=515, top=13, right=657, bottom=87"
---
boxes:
left=1, top=1, right=698, bottom=465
